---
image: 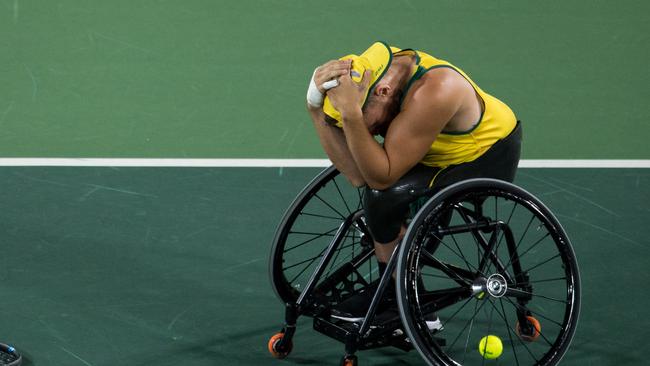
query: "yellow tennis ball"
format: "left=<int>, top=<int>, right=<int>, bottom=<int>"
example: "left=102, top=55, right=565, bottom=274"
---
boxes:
left=478, top=335, right=503, bottom=359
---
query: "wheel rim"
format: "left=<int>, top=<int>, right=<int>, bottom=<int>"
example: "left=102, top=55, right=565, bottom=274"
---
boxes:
left=398, top=179, right=580, bottom=366
left=269, top=167, right=376, bottom=307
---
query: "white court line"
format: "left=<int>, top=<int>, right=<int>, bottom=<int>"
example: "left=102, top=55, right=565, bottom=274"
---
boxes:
left=518, top=160, right=650, bottom=168
left=0, top=158, right=648, bottom=168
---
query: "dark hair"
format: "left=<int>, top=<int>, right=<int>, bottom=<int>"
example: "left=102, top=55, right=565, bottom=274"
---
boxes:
left=324, top=114, right=338, bottom=127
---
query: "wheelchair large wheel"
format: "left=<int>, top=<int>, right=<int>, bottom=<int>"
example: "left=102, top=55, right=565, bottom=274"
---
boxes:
left=397, top=178, right=580, bottom=366
left=269, top=166, right=377, bottom=309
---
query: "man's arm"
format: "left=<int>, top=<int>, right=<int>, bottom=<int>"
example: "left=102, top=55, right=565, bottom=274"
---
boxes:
left=328, top=69, right=464, bottom=190
left=305, top=59, right=365, bottom=187
left=307, top=105, right=365, bottom=187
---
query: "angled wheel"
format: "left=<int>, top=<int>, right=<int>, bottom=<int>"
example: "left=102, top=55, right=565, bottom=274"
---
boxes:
left=268, top=332, right=293, bottom=359
left=516, top=316, right=542, bottom=342
left=269, top=166, right=377, bottom=310
left=340, top=355, right=358, bottom=366
left=397, top=178, right=580, bottom=365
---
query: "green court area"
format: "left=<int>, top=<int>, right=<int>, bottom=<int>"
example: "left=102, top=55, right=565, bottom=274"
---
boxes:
left=1, top=0, right=648, bottom=159
left=0, top=167, right=647, bottom=365
left=1, top=0, right=648, bottom=364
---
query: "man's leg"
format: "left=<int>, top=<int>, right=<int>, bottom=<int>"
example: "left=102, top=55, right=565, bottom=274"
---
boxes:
left=373, top=225, right=406, bottom=276
left=373, top=234, right=400, bottom=264
left=331, top=123, right=523, bottom=323
left=330, top=165, right=437, bottom=322
left=363, top=164, right=438, bottom=272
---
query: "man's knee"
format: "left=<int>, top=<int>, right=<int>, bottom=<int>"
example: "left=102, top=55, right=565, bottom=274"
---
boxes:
left=363, top=185, right=420, bottom=244
left=362, top=164, right=438, bottom=244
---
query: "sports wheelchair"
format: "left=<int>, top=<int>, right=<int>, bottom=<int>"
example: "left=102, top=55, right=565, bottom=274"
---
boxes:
left=268, top=166, right=580, bottom=365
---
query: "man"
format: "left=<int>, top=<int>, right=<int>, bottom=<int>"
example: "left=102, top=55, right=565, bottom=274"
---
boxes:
left=305, top=42, right=521, bottom=323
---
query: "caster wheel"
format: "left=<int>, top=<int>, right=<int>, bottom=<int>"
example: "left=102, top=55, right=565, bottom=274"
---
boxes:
left=516, top=315, right=541, bottom=342
left=268, top=332, right=293, bottom=359
left=340, top=355, right=358, bottom=366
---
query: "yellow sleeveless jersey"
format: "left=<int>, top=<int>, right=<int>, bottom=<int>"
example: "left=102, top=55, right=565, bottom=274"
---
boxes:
left=395, top=48, right=517, bottom=168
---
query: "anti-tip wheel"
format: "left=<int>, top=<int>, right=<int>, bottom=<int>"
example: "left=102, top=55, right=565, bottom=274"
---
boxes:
left=340, top=355, right=358, bottom=366
left=516, top=316, right=542, bottom=342
left=268, top=332, right=293, bottom=359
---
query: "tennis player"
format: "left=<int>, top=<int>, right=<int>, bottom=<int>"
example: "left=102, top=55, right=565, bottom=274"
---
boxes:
left=306, top=42, right=521, bottom=323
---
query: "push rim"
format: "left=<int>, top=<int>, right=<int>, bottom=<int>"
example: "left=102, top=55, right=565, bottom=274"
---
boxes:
left=397, top=178, right=581, bottom=366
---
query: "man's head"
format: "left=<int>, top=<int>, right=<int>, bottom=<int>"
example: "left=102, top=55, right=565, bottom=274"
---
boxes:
left=323, top=42, right=393, bottom=132
left=323, top=70, right=403, bottom=136
left=360, top=66, right=409, bottom=136
left=323, top=42, right=414, bottom=137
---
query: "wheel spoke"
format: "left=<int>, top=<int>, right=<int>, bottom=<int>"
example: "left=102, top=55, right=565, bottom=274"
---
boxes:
left=454, top=204, right=487, bottom=275
left=504, top=212, right=536, bottom=271
left=440, top=296, right=475, bottom=328
left=356, top=188, right=363, bottom=210
left=284, top=240, right=358, bottom=271
left=477, top=230, right=499, bottom=273
left=485, top=298, right=540, bottom=363
left=286, top=250, right=326, bottom=284
left=434, top=232, right=481, bottom=275
left=391, top=187, right=577, bottom=366
left=506, top=287, right=568, bottom=304
left=517, top=214, right=536, bottom=250
left=502, top=296, right=565, bottom=328
left=499, top=297, right=556, bottom=348
left=420, top=248, right=473, bottom=286
left=314, top=192, right=347, bottom=219
left=498, top=298, right=521, bottom=366
left=515, top=276, right=566, bottom=285
left=449, top=231, right=475, bottom=273
left=325, top=239, right=345, bottom=278
left=300, top=211, right=344, bottom=221
left=331, top=178, right=353, bottom=215
left=505, top=232, right=551, bottom=271
left=526, top=253, right=562, bottom=273
left=478, top=297, right=497, bottom=366
left=324, top=239, right=364, bottom=278
left=283, top=249, right=328, bottom=272
left=487, top=198, right=517, bottom=275
left=448, top=299, right=488, bottom=351
left=285, top=227, right=339, bottom=252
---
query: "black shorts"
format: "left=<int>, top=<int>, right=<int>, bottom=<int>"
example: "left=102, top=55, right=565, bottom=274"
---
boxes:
left=363, top=122, right=522, bottom=243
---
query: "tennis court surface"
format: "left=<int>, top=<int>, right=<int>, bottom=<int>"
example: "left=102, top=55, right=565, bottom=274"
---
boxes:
left=0, top=166, right=647, bottom=365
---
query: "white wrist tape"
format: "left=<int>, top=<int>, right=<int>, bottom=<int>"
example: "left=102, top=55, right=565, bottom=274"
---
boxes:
left=306, top=70, right=324, bottom=107
left=321, top=79, right=339, bottom=90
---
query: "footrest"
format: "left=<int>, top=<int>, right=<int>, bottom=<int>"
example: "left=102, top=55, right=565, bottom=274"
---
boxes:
left=313, top=317, right=414, bottom=352
left=313, top=317, right=358, bottom=344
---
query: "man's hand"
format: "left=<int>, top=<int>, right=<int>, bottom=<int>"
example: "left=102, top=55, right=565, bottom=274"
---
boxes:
left=307, top=59, right=366, bottom=187
left=326, top=69, right=372, bottom=120
left=314, top=59, right=352, bottom=94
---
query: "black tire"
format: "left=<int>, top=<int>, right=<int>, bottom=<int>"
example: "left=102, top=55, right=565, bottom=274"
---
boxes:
left=269, top=166, right=376, bottom=307
left=397, top=178, right=580, bottom=366
left=0, top=343, right=22, bottom=366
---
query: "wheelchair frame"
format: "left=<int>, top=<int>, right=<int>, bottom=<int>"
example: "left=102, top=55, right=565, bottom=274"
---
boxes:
left=268, top=166, right=580, bottom=366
